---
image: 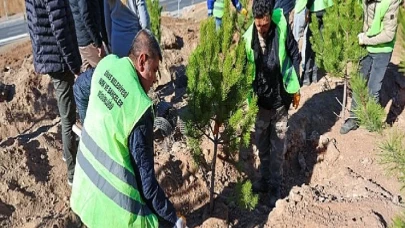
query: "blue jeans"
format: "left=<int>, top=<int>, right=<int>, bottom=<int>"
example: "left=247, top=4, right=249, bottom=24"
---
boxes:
left=350, top=52, right=392, bottom=115
left=215, top=17, right=222, bottom=31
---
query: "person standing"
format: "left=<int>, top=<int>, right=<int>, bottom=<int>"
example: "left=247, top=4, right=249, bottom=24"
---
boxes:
left=340, top=0, right=400, bottom=134
left=25, top=0, right=82, bottom=185
left=104, top=0, right=151, bottom=58
left=243, top=0, right=301, bottom=208
left=69, top=0, right=106, bottom=70
left=207, top=0, right=247, bottom=30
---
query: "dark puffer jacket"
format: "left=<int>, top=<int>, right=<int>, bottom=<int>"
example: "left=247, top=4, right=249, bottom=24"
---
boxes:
left=25, top=0, right=82, bottom=74
left=69, top=0, right=103, bottom=48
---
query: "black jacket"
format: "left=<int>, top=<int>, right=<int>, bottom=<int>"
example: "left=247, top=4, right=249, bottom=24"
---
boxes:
left=26, top=0, right=82, bottom=74
left=69, top=0, right=103, bottom=47
left=251, top=21, right=300, bottom=110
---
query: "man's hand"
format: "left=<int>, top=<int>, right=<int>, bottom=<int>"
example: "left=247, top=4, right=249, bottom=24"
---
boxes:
left=208, top=9, right=213, bottom=17
left=174, top=216, right=188, bottom=228
left=293, top=92, right=300, bottom=109
left=241, top=8, right=248, bottom=17
left=98, top=46, right=106, bottom=58
left=357, top=33, right=365, bottom=45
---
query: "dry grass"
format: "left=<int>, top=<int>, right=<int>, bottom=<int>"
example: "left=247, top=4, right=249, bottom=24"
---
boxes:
left=0, top=0, right=25, bottom=19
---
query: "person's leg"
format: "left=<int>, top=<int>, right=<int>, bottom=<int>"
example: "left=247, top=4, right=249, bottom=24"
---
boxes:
left=49, top=71, right=77, bottom=184
left=340, top=54, right=373, bottom=134
left=386, top=86, right=405, bottom=126
left=303, top=23, right=314, bottom=85
left=293, top=9, right=307, bottom=42
left=367, top=52, right=392, bottom=101
left=268, top=106, right=288, bottom=207
left=253, top=107, right=272, bottom=193
left=215, top=17, right=222, bottom=31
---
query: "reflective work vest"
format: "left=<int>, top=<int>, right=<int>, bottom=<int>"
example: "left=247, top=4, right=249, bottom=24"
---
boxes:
left=366, top=0, right=395, bottom=53
left=70, top=55, right=158, bottom=228
left=310, top=0, right=334, bottom=12
left=243, top=8, right=300, bottom=95
left=295, top=0, right=308, bottom=14
left=213, top=0, right=225, bottom=18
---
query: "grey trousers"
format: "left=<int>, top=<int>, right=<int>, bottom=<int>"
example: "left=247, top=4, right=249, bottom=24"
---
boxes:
left=49, top=71, right=77, bottom=181
left=350, top=52, right=392, bottom=114
left=255, top=106, right=288, bottom=188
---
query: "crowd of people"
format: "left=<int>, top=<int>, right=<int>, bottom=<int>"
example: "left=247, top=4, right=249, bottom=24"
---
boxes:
left=23, top=0, right=401, bottom=226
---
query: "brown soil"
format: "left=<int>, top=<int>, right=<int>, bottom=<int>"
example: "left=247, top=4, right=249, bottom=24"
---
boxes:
left=0, top=0, right=25, bottom=18
left=1, top=7, right=405, bottom=228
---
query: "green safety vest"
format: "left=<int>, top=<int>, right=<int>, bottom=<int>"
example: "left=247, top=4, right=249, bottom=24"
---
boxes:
left=243, top=8, right=300, bottom=95
left=295, top=0, right=308, bottom=14
left=70, top=55, right=158, bottom=228
left=310, top=0, right=334, bottom=12
left=365, top=0, right=395, bottom=53
left=213, top=0, right=225, bottom=18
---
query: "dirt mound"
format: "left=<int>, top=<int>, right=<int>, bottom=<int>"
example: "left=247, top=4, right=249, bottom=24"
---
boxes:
left=0, top=9, right=404, bottom=228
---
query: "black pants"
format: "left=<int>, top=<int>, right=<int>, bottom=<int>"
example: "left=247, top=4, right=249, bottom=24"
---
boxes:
left=49, top=71, right=77, bottom=182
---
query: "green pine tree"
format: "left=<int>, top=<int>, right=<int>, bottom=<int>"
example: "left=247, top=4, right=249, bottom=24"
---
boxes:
left=146, top=0, right=162, bottom=42
left=185, top=0, right=258, bottom=213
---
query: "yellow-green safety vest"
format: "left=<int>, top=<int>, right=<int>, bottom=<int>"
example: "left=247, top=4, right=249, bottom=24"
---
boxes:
left=365, top=0, right=395, bottom=53
left=243, top=8, right=301, bottom=95
left=213, top=0, right=225, bottom=18
left=70, top=55, right=158, bottom=228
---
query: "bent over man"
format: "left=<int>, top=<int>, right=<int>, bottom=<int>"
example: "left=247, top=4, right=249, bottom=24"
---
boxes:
left=70, top=30, right=187, bottom=228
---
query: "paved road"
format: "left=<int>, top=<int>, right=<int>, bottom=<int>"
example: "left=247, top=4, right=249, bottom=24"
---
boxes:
left=0, top=19, right=29, bottom=46
left=0, top=0, right=205, bottom=46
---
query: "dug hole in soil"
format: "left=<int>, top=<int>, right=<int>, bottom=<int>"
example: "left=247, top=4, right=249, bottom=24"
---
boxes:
left=1, top=7, right=405, bottom=227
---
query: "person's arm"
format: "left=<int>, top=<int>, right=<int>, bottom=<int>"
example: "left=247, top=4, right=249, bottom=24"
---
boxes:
left=104, top=0, right=112, bottom=49
left=78, top=0, right=103, bottom=48
left=231, top=0, right=242, bottom=11
left=129, top=108, right=177, bottom=226
left=286, top=23, right=301, bottom=75
left=45, top=0, right=82, bottom=74
left=363, top=0, right=400, bottom=46
left=207, top=0, right=215, bottom=16
left=135, top=0, right=150, bottom=29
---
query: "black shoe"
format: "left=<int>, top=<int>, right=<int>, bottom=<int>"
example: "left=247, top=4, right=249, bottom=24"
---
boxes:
left=269, top=187, right=281, bottom=208
left=340, top=118, right=358, bottom=134
left=252, top=178, right=270, bottom=193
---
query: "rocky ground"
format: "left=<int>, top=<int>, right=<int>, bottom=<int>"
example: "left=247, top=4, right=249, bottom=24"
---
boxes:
left=1, top=4, right=405, bottom=228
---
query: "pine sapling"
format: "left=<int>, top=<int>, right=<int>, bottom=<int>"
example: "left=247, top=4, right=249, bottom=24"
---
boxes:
left=310, top=0, right=367, bottom=121
left=185, top=0, right=257, bottom=214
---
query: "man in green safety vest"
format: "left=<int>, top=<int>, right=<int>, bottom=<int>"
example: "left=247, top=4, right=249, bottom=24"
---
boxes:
left=302, top=0, right=333, bottom=86
left=340, top=0, right=401, bottom=134
left=243, top=0, right=301, bottom=208
left=207, top=0, right=247, bottom=30
left=70, top=30, right=188, bottom=228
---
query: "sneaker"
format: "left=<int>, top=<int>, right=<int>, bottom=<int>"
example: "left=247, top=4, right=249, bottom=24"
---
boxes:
left=252, top=178, right=270, bottom=193
left=269, top=187, right=281, bottom=208
left=339, top=118, right=358, bottom=135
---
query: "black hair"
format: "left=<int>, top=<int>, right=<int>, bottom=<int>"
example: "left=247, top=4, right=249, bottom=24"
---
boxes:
left=129, top=29, right=162, bottom=61
left=252, top=0, right=273, bottom=18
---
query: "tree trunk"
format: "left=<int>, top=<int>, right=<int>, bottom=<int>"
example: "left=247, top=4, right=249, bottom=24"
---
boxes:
left=209, top=133, right=219, bottom=214
left=341, top=65, right=348, bottom=121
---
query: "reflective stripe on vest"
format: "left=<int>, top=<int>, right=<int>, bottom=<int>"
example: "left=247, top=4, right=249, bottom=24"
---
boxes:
left=243, top=8, right=300, bottom=95
left=366, top=0, right=395, bottom=53
left=310, top=0, right=333, bottom=12
left=213, top=0, right=225, bottom=18
left=70, top=55, right=158, bottom=228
